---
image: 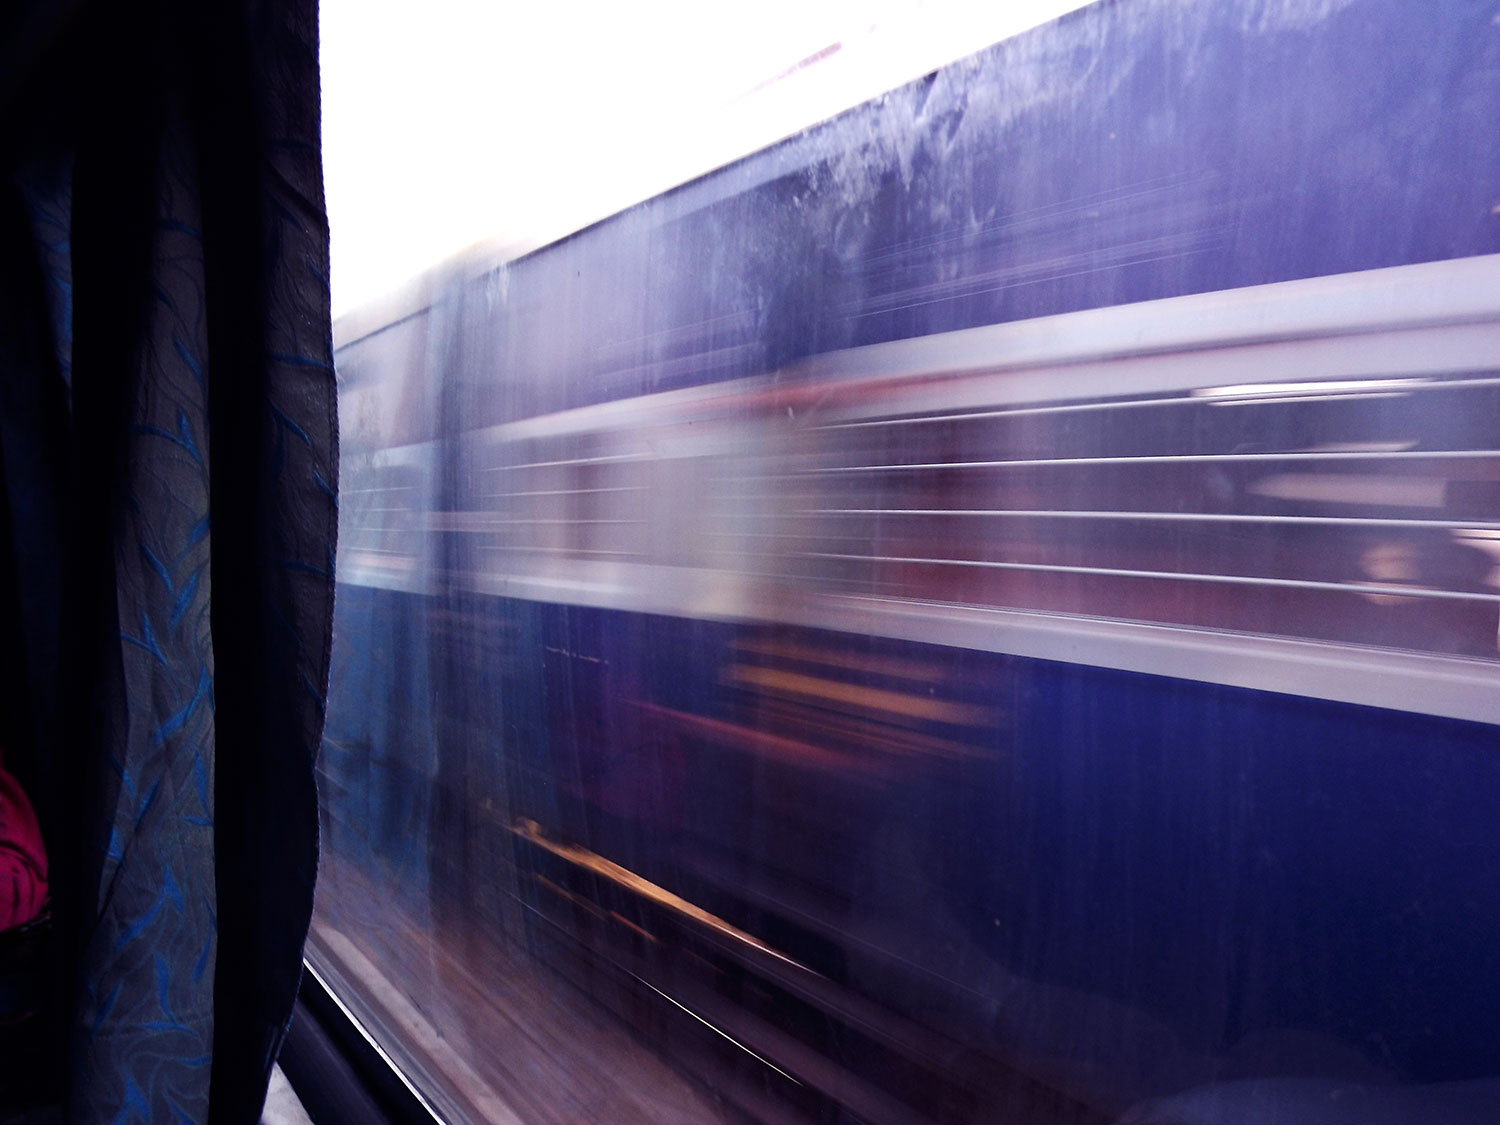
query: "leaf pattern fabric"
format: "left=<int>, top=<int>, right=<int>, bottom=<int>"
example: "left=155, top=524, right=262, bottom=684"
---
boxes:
left=2, top=0, right=335, bottom=1120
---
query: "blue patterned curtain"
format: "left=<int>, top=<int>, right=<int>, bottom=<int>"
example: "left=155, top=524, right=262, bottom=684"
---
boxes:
left=1, top=1, right=335, bottom=1120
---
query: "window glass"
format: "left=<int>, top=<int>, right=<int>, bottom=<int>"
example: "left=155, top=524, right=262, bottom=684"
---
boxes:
left=311, top=3, right=1500, bottom=1122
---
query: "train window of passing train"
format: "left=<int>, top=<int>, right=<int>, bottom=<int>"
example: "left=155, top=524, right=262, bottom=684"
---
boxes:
left=309, top=2, right=1500, bottom=1122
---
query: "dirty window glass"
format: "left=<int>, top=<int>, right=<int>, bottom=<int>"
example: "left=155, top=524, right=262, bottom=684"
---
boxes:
left=310, top=2, right=1500, bottom=1122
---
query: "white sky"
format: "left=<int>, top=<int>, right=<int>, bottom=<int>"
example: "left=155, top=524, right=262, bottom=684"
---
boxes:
left=319, top=0, right=1093, bottom=317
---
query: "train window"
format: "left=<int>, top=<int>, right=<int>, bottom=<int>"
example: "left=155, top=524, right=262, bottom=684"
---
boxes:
left=310, top=2, right=1500, bottom=1123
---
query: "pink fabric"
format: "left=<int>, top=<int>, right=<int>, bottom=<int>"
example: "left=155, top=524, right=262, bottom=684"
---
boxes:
left=0, top=757, right=46, bottom=930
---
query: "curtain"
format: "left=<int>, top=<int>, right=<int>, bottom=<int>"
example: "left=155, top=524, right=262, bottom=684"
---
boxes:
left=1, top=0, right=335, bottom=1120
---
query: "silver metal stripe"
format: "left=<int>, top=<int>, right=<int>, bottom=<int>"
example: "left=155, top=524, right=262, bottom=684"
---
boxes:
left=464, top=518, right=644, bottom=526
left=795, top=253, right=1500, bottom=384
left=479, top=545, right=644, bottom=557
left=804, top=552, right=1500, bottom=603
left=497, top=486, right=644, bottom=497
left=798, top=596, right=1500, bottom=727
left=809, top=323, right=1500, bottom=427
left=439, top=564, right=1500, bottom=725
left=482, top=453, right=646, bottom=471
left=799, top=449, right=1500, bottom=474
left=812, top=374, right=1500, bottom=431
left=801, top=510, right=1500, bottom=531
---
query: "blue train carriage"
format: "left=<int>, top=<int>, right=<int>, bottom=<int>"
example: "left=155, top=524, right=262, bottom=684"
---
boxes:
left=324, top=0, right=1500, bottom=1121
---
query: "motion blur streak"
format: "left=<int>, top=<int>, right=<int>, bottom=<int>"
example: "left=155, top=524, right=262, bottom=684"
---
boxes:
left=310, top=2, right=1500, bottom=1122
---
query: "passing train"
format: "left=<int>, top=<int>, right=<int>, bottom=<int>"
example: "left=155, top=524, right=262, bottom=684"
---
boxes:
left=315, top=1, right=1500, bottom=1121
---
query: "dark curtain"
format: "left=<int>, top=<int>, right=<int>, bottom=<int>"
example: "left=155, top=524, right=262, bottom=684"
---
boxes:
left=1, top=0, right=335, bottom=1120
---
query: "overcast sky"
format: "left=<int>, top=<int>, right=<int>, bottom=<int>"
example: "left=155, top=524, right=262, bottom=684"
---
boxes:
left=319, top=0, right=1093, bottom=317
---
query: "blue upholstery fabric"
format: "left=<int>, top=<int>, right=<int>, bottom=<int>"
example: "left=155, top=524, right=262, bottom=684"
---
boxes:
left=2, top=1, right=335, bottom=1120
